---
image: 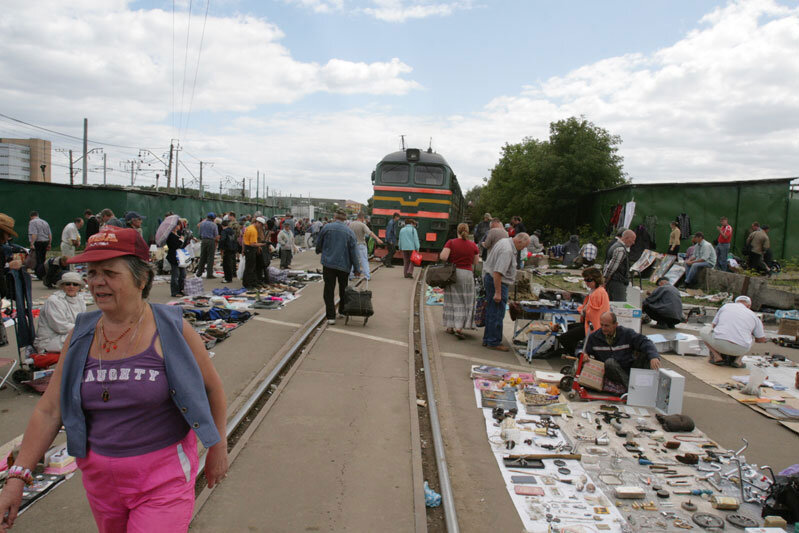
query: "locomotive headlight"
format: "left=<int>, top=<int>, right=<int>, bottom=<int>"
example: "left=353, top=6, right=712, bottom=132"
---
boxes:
left=406, top=149, right=420, bottom=162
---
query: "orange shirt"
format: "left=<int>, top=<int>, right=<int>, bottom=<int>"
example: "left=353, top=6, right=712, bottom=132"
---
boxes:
left=243, top=224, right=259, bottom=246
left=578, top=286, right=610, bottom=336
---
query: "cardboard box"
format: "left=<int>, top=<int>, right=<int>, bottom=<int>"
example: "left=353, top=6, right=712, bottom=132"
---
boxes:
left=777, top=318, right=799, bottom=336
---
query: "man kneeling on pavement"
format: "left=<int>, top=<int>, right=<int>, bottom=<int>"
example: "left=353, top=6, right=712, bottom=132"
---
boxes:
left=701, top=295, right=766, bottom=368
left=584, top=311, right=661, bottom=389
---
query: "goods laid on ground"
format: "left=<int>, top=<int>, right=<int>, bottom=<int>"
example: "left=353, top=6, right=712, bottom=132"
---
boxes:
left=470, top=364, right=779, bottom=532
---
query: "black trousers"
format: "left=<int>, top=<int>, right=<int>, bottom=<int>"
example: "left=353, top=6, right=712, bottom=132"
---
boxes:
left=221, top=250, right=237, bottom=282
left=280, top=249, right=292, bottom=269
left=642, top=302, right=681, bottom=328
left=198, top=238, right=216, bottom=277
left=606, top=280, right=627, bottom=302
left=34, top=241, right=48, bottom=277
left=604, top=353, right=651, bottom=389
left=323, top=266, right=349, bottom=319
left=749, top=252, right=768, bottom=273
left=557, top=322, right=586, bottom=357
left=383, top=242, right=396, bottom=266
left=243, top=246, right=264, bottom=288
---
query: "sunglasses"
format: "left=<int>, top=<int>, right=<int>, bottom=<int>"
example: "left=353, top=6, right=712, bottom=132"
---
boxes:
left=62, top=282, right=82, bottom=287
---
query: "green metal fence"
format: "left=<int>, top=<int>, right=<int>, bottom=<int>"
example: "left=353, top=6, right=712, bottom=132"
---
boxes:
left=0, top=179, right=276, bottom=248
left=581, top=178, right=798, bottom=259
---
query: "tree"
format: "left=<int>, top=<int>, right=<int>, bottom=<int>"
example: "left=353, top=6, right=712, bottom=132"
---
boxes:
left=482, top=116, right=627, bottom=230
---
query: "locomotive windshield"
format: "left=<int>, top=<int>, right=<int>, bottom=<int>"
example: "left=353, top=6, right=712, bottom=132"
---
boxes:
left=413, top=165, right=445, bottom=186
left=379, top=163, right=409, bottom=184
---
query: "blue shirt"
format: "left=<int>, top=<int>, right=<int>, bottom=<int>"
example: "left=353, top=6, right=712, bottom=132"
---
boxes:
left=398, top=225, right=420, bottom=251
left=199, top=219, right=219, bottom=239
left=385, top=218, right=398, bottom=244
left=315, top=220, right=361, bottom=274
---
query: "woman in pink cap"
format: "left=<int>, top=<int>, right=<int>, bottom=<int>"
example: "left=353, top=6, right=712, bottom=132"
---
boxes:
left=0, top=227, right=228, bottom=533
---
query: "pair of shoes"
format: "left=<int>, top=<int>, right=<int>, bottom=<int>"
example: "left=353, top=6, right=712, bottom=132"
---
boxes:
left=728, top=360, right=745, bottom=368
left=709, top=359, right=726, bottom=366
left=487, top=344, right=510, bottom=352
left=327, top=319, right=336, bottom=325
left=221, top=279, right=231, bottom=284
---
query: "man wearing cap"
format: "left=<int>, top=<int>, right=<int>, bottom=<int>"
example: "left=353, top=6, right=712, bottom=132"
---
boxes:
left=242, top=217, right=267, bottom=289
left=315, top=210, right=361, bottom=325
left=33, top=271, right=87, bottom=353
left=197, top=213, right=220, bottom=279
left=60, top=217, right=84, bottom=263
left=702, top=296, right=766, bottom=368
left=28, top=211, right=52, bottom=277
left=125, top=211, right=144, bottom=237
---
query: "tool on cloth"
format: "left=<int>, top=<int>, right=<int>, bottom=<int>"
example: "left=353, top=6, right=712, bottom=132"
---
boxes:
left=673, top=489, right=712, bottom=496
left=639, top=458, right=677, bottom=466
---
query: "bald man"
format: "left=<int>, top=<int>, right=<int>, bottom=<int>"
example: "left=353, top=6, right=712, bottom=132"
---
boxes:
left=603, top=229, right=636, bottom=302
left=584, top=311, right=660, bottom=389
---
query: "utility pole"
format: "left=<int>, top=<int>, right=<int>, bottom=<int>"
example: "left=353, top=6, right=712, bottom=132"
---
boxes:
left=241, top=179, right=245, bottom=199
left=174, top=146, right=180, bottom=191
left=248, top=178, right=253, bottom=199
left=166, top=142, right=174, bottom=189
left=155, top=173, right=160, bottom=191
left=256, top=170, right=260, bottom=200
left=199, top=161, right=204, bottom=199
left=103, top=153, right=107, bottom=185
left=69, top=150, right=74, bottom=185
left=82, top=118, right=88, bottom=185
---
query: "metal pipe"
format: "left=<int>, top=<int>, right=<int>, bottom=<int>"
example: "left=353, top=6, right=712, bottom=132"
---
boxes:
left=418, top=270, right=460, bottom=532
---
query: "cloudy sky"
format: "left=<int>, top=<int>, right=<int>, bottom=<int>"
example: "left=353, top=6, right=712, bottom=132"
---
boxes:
left=1, top=0, right=798, bottom=202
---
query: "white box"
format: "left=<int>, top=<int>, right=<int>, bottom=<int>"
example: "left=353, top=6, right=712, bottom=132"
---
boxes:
left=611, top=302, right=642, bottom=333
left=627, top=368, right=685, bottom=415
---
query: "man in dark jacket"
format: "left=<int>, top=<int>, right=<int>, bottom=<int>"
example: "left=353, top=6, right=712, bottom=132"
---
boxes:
left=84, top=209, right=100, bottom=241
left=382, top=212, right=400, bottom=267
left=473, top=213, right=491, bottom=249
left=642, top=278, right=683, bottom=329
left=316, top=210, right=361, bottom=324
left=603, top=229, right=636, bottom=302
left=585, top=311, right=661, bottom=388
left=219, top=220, right=238, bottom=283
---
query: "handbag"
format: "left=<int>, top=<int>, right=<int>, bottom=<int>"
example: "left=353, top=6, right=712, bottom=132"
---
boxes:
left=474, top=296, right=487, bottom=327
left=425, top=263, right=456, bottom=288
left=410, top=250, right=423, bottom=266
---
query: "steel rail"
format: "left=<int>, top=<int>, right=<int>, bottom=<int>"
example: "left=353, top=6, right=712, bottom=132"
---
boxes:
left=418, top=270, right=460, bottom=532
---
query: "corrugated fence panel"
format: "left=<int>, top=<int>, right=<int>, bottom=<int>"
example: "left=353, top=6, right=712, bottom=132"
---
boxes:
left=0, top=179, right=275, bottom=249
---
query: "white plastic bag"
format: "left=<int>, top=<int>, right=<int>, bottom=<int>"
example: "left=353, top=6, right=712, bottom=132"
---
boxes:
left=237, top=255, right=246, bottom=280
left=176, top=248, right=191, bottom=268
left=742, top=367, right=765, bottom=396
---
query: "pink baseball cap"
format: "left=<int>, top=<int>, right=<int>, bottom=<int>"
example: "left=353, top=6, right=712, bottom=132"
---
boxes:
left=67, top=226, right=150, bottom=264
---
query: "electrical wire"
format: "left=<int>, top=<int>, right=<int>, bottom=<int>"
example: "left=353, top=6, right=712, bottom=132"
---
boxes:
left=172, top=0, right=176, bottom=137
left=0, top=113, right=166, bottom=151
left=182, top=0, right=211, bottom=140
left=178, top=0, right=194, bottom=140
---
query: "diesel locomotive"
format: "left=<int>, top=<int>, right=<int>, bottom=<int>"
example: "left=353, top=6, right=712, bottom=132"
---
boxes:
left=370, top=148, right=465, bottom=261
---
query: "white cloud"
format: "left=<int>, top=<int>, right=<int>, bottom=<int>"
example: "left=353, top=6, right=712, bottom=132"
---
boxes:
left=283, top=0, right=474, bottom=22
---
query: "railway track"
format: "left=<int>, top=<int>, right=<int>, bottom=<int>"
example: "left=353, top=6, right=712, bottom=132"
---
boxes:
left=190, top=264, right=459, bottom=532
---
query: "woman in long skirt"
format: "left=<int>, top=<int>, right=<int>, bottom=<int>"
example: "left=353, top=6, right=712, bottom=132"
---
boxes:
left=440, top=223, right=479, bottom=339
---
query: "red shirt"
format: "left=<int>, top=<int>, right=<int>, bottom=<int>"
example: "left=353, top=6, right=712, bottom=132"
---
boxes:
left=718, top=224, right=732, bottom=244
left=444, top=238, right=479, bottom=270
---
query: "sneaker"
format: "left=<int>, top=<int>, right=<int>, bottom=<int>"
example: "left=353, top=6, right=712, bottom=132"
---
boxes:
left=327, top=319, right=336, bottom=325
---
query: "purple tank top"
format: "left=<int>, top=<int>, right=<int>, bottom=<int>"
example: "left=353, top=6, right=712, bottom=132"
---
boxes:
left=81, top=332, right=189, bottom=457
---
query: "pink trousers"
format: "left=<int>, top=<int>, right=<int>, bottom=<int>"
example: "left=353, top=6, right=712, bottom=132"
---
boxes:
left=76, top=431, right=198, bottom=533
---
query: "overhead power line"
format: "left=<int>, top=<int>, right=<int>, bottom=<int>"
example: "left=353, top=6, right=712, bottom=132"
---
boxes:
left=182, top=0, right=211, bottom=139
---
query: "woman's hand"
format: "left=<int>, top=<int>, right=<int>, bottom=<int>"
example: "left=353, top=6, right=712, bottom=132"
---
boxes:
left=0, top=479, right=25, bottom=531
left=204, top=442, right=229, bottom=488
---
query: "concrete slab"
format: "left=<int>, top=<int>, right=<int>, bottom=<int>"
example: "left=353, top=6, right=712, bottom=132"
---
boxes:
left=192, top=263, right=421, bottom=532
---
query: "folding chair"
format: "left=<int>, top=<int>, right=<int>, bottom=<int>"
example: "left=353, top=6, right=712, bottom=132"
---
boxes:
left=0, top=357, right=20, bottom=391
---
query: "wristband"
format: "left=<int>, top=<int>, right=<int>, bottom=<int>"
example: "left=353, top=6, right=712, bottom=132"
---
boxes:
left=7, top=465, right=34, bottom=486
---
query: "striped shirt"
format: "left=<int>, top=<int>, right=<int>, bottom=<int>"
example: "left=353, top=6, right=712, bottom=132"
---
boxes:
left=28, top=217, right=51, bottom=242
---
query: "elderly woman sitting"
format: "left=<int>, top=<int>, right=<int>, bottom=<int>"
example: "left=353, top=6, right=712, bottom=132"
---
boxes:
left=34, top=271, right=87, bottom=353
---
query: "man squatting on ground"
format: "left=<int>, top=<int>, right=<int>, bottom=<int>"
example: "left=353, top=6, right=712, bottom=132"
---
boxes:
left=642, top=277, right=683, bottom=329
left=702, top=295, right=766, bottom=368
left=584, top=311, right=661, bottom=389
